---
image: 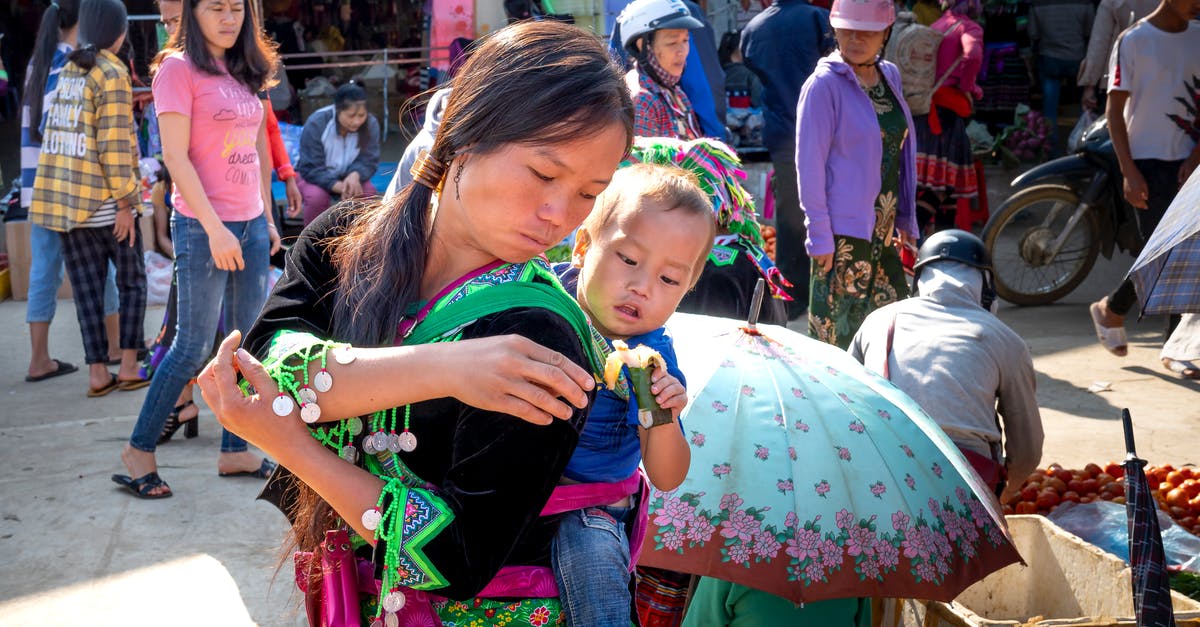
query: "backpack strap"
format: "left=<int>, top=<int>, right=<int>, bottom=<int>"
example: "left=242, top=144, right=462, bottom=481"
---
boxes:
left=405, top=280, right=605, bottom=376
left=930, top=21, right=967, bottom=93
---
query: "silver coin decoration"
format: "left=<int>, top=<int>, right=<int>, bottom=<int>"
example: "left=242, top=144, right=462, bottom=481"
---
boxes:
left=347, top=417, right=364, bottom=436
left=384, top=612, right=398, bottom=627
left=301, top=403, right=322, bottom=424
left=362, top=435, right=377, bottom=455
left=381, top=591, right=406, bottom=613
left=298, top=386, right=318, bottom=405
left=398, top=431, right=418, bottom=453
left=372, top=431, right=389, bottom=452
left=313, top=369, right=333, bottom=393
left=340, top=445, right=357, bottom=464
left=333, top=347, right=356, bottom=365
left=272, top=394, right=295, bottom=417
left=361, top=507, right=382, bottom=531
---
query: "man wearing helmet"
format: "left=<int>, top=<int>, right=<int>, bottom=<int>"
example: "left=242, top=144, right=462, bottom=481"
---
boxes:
left=849, top=230, right=1044, bottom=504
left=617, top=0, right=706, bottom=140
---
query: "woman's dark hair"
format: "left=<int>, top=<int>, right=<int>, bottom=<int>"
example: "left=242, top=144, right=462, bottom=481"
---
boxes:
left=333, top=82, right=367, bottom=111
left=152, top=0, right=279, bottom=93
left=23, top=0, right=80, bottom=142
left=718, top=31, right=740, bottom=66
left=327, top=20, right=635, bottom=349
left=67, top=0, right=127, bottom=71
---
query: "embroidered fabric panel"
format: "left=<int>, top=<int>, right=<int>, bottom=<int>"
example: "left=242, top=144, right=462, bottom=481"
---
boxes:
left=378, top=482, right=454, bottom=591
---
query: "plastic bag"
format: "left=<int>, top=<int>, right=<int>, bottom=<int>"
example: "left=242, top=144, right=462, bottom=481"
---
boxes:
left=143, top=250, right=174, bottom=307
left=1047, top=500, right=1200, bottom=572
left=1068, top=109, right=1098, bottom=153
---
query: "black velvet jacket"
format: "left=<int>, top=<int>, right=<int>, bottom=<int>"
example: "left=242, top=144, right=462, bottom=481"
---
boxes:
left=244, top=205, right=593, bottom=600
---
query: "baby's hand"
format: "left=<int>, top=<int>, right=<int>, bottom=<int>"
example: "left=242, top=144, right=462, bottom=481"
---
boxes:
left=650, top=369, right=687, bottom=420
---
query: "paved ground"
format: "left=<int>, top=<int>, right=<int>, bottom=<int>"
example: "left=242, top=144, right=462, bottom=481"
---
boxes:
left=0, top=168, right=1196, bottom=626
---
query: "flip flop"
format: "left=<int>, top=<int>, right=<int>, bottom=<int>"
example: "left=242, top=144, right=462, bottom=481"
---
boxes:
left=1089, top=302, right=1128, bottom=357
left=87, top=374, right=120, bottom=398
left=117, top=378, right=151, bottom=391
left=1163, top=358, right=1200, bottom=380
left=219, top=458, right=278, bottom=479
left=25, top=359, right=78, bottom=382
left=111, top=472, right=172, bottom=499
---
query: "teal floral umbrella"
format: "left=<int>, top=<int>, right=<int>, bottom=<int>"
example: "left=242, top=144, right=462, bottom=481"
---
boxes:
left=640, top=312, right=1023, bottom=603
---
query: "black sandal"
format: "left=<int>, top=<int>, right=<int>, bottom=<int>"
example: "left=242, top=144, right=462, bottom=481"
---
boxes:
left=158, top=401, right=199, bottom=445
left=111, top=472, right=172, bottom=499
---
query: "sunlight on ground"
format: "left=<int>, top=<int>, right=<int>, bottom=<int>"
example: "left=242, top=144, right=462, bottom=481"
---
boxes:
left=0, top=554, right=256, bottom=627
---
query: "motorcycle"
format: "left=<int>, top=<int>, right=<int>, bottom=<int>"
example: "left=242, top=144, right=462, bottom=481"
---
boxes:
left=981, top=115, right=1143, bottom=305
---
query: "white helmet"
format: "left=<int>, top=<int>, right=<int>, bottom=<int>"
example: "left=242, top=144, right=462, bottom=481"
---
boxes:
left=617, top=0, right=704, bottom=53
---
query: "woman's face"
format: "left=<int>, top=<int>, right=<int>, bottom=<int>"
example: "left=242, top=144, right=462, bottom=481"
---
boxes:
left=194, top=0, right=245, bottom=53
left=337, top=102, right=368, bottom=133
left=443, top=121, right=630, bottom=265
left=649, top=28, right=690, bottom=77
left=835, top=28, right=887, bottom=66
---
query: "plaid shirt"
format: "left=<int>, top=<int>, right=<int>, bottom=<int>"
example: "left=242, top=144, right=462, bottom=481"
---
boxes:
left=629, top=69, right=700, bottom=140
left=31, top=49, right=140, bottom=232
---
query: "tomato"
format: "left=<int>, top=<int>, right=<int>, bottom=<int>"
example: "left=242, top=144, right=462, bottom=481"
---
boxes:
left=1180, top=479, right=1200, bottom=499
left=1067, top=479, right=1085, bottom=493
left=1166, top=470, right=1187, bottom=487
left=1189, top=495, right=1200, bottom=510
left=1036, top=491, right=1061, bottom=509
left=1148, top=475, right=1162, bottom=490
left=1081, top=479, right=1099, bottom=494
left=1180, top=516, right=1198, bottom=529
left=1021, top=486, right=1038, bottom=501
left=1055, top=469, right=1074, bottom=483
left=1180, top=467, right=1195, bottom=480
left=1096, top=472, right=1115, bottom=486
left=1015, top=502, right=1037, bottom=515
left=1001, top=504, right=1015, bottom=516
left=1061, top=491, right=1081, bottom=503
left=1047, top=463, right=1064, bottom=473
left=1080, top=496, right=1095, bottom=504
left=1045, top=477, right=1068, bottom=493
left=1112, top=496, right=1126, bottom=505
left=1105, top=463, right=1125, bottom=479
left=1166, top=488, right=1190, bottom=508
left=1170, top=506, right=1190, bottom=519
left=1084, top=463, right=1103, bottom=477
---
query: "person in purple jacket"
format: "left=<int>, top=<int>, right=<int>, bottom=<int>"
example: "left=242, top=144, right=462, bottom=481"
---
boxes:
left=796, top=0, right=918, bottom=349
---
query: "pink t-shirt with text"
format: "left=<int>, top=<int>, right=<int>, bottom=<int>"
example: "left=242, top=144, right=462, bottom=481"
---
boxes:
left=152, top=52, right=264, bottom=222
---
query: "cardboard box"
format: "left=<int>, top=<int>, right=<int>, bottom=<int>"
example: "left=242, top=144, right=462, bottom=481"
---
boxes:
left=874, top=516, right=1200, bottom=627
left=4, top=221, right=73, bottom=301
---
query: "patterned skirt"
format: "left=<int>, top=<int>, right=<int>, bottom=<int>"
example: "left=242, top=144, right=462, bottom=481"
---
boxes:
left=914, top=109, right=979, bottom=201
left=976, top=44, right=1030, bottom=114
left=808, top=208, right=909, bottom=350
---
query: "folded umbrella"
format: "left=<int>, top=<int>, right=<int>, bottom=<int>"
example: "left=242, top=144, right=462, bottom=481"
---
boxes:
left=1128, top=166, right=1200, bottom=316
left=1121, top=408, right=1177, bottom=627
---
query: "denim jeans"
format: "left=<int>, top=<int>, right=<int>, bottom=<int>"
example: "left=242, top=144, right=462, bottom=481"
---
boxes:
left=1039, top=56, right=1082, bottom=142
left=129, top=215, right=270, bottom=453
left=552, top=503, right=635, bottom=627
left=26, top=222, right=118, bottom=323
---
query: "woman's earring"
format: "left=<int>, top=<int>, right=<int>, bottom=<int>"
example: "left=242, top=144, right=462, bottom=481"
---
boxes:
left=454, top=163, right=465, bottom=201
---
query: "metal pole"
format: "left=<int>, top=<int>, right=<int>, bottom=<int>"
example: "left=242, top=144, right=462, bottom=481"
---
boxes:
left=382, top=48, right=390, bottom=141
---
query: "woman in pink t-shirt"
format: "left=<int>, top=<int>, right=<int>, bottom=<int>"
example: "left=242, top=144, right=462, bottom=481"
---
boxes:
left=115, top=0, right=281, bottom=499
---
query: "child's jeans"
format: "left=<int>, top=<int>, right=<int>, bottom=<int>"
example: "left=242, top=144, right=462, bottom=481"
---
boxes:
left=552, top=503, right=636, bottom=627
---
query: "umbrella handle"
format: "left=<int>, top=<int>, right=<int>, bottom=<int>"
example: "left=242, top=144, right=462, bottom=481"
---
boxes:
left=747, top=278, right=766, bottom=333
left=1121, top=408, right=1138, bottom=458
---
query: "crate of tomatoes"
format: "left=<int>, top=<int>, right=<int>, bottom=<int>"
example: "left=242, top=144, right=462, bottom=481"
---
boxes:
left=1002, top=462, right=1200, bottom=538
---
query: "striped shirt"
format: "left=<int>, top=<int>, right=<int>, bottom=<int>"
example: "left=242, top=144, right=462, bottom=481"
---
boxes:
left=30, top=49, right=141, bottom=232
left=19, top=42, right=72, bottom=210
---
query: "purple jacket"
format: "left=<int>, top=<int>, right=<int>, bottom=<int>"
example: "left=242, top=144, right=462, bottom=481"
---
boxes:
left=795, top=52, right=918, bottom=257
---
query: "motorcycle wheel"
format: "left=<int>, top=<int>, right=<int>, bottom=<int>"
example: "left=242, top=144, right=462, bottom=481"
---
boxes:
left=982, top=184, right=1101, bottom=306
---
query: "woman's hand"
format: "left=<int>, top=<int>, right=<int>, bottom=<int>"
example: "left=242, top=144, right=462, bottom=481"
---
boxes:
left=650, top=369, right=687, bottom=420
left=342, top=171, right=363, bottom=199
left=813, top=253, right=834, bottom=273
left=267, top=222, right=282, bottom=255
left=197, top=331, right=311, bottom=451
left=113, top=206, right=136, bottom=247
left=440, top=335, right=596, bottom=426
left=207, top=223, right=246, bottom=271
left=284, top=177, right=303, bottom=218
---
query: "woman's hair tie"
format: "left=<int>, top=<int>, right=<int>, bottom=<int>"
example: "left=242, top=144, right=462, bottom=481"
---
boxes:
left=410, top=151, right=447, bottom=192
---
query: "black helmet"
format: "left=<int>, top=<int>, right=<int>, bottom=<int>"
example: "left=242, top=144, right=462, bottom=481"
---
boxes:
left=912, top=229, right=996, bottom=309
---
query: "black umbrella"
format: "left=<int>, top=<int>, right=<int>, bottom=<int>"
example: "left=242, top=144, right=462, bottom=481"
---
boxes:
left=1122, top=408, right=1177, bottom=627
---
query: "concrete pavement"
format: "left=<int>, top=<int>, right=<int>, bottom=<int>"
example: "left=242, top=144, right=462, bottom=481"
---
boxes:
left=0, top=172, right=1197, bottom=625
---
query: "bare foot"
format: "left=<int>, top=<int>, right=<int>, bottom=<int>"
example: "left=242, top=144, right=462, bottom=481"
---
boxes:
left=120, top=444, right=170, bottom=497
left=218, top=451, right=270, bottom=475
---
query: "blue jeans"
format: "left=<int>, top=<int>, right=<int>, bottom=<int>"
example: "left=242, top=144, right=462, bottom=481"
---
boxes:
left=129, top=215, right=270, bottom=453
left=26, top=222, right=118, bottom=323
left=1039, top=55, right=1082, bottom=141
left=552, top=504, right=635, bottom=627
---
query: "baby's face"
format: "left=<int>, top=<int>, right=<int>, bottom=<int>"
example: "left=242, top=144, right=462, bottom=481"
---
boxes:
left=574, top=200, right=711, bottom=340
